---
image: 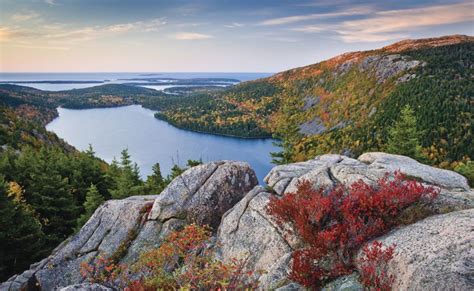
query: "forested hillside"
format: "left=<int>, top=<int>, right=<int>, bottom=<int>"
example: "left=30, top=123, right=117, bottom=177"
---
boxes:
left=0, top=83, right=161, bottom=110
left=1, top=35, right=472, bottom=165
left=152, top=35, right=473, bottom=168
left=0, top=92, right=198, bottom=280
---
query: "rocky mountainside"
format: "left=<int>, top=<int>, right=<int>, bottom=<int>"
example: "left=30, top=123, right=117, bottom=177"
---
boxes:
left=2, top=152, right=472, bottom=290
left=153, top=35, right=473, bottom=165
left=266, top=35, right=473, bottom=164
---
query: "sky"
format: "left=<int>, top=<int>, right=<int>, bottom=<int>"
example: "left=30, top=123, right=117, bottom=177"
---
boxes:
left=0, top=0, right=473, bottom=72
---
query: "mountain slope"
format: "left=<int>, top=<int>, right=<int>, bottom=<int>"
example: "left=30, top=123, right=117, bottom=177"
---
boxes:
left=157, top=35, right=473, bottom=165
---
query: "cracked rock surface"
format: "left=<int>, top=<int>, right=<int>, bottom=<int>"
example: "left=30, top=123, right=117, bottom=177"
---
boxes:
left=356, top=208, right=474, bottom=291
left=217, top=152, right=473, bottom=289
left=1, top=161, right=257, bottom=291
left=2, top=153, right=473, bottom=290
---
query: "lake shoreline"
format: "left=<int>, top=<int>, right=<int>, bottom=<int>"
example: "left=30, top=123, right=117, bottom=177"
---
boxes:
left=57, top=104, right=277, bottom=141
left=153, top=115, right=276, bottom=140
left=46, top=105, right=278, bottom=182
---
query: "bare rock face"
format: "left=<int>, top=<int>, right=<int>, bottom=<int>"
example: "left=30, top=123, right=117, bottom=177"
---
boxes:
left=1, top=196, right=157, bottom=291
left=215, top=186, right=302, bottom=289
left=217, top=153, right=473, bottom=288
left=58, top=283, right=112, bottom=291
left=358, top=54, right=423, bottom=83
left=3, top=154, right=472, bottom=290
left=149, top=160, right=257, bottom=228
left=265, top=152, right=473, bottom=211
left=298, top=117, right=326, bottom=135
left=322, top=273, right=363, bottom=291
left=1, top=161, right=257, bottom=291
left=358, top=152, right=470, bottom=191
left=356, top=209, right=474, bottom=291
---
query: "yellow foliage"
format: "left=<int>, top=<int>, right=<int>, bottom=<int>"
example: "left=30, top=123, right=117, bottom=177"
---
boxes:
left=7, top=181, right=25, bottom=204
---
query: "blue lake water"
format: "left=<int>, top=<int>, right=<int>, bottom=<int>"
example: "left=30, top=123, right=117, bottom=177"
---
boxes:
left=46, top=105, right=278, bottom=183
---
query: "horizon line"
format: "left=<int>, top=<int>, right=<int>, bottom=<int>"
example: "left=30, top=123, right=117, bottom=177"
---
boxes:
left=0, top=71, right=276, bottom=74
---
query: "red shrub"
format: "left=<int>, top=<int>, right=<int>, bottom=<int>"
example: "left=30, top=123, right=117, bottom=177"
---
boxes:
left=81, top=224, right=258, bottom=290
left=358, top=241, right=395, bottom=291
left=266, top=172, right=437, bottom=288
left=133, top=224, right=259, bottom=290
left=80, top=256, right=127, bottom=288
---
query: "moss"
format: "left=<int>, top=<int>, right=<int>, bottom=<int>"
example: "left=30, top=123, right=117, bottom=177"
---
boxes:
left=395, top=203, right=436, bottom=226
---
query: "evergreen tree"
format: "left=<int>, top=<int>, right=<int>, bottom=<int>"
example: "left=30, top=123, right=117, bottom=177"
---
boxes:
left=119, top=148, right=141, bottom=184
left=65, top=145, right=111, bottom=206
left=76, top=184, right=105, bottom=229
left=5, top=147, right=78, bottom=247
left=146, top=163, right=167, bottom=194
left=167, top=164, right=185, bottom=182
left=386, top=105, right=423, bottom=159
left=0, top=176, right=44, bottom=281
left=186, top=159, right=202, bottom=167
left=110, top=149, right=142, bottom=199
left=30, top=172, right=78, bottom=247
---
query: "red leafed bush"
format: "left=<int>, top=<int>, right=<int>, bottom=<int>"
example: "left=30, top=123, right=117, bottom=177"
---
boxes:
left=133, top=223, right=258, bottom=290
left=80, top=256, right=128, bottom=288
left=266, top=172, right=437, bottom=288
left=358, top=241, right=395, bottom=291
left=81, top=224, right=258, bottom=290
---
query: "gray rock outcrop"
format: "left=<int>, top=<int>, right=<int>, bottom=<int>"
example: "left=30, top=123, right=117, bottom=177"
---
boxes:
left=358, top=54, right=423, bottom=83
left=215, top=186, right=302, bottom=289
left=358, top=152, right=470, bottom=191
left=265, top=152, right=472, bottom=211
left=59, top=283, right=112, bottom=291
left=356, top=208, right=474, bottom=291
left=1, top=161, right=257, bottom=291
left=322, top=273, right=363, bottom=291
left=2, top=153, right=473, bottom=290
left=217, top=152, right=473, bottom=289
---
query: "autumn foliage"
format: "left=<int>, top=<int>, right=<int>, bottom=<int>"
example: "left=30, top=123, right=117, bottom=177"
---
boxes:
left=266, top=172, right=438, bottom=288
left=80, top=256, right=127, bottom=288
left=132, top=224, right=257, bottom=290
left=358, top=241, right=396, bottom=290
left=80, top=224, right=257, bottom=290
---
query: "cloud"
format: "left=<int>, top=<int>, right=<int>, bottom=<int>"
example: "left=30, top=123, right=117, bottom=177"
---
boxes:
left=293, top=25, right=327, bottom=33
left=296, top=0, right=353, bottom=7
left=11, top=44, right=70, bottom=50
left=0, top=27, right=14, bottom=42
left=293, top=1, right=474, bottom=42
left=259, top=6, right=373, bottom=26
left=39, top=18, right=166, bottom=42
left=173, top=32, right=213, bottom=40
left=44, top=0, right=56, bottom=5
left=11, top=12, right=40, bottom=22
left=225, top=22, right=244, bottom=28
left=0, top=18, right=167, bottom=48
left=0, top=27, right=36, bottom=42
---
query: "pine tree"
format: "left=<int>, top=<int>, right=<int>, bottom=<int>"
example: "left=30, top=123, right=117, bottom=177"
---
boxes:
left=9, top=147, right=78, bottom=247
left=30, top=172, right=78, bottom=247
left=146, top=163, right=167, bottom=194
left=76, top=184, right=105, bottom=229
left=168, top=164, right=185, bottom=182
left=0, top=176, right=44, bottom=281
left=271, top=97, right=301, bottom=165
left=110, top=149, right=143, bottom=199
left=186, top=159, right=202, bottom=168
left=386, top=105, right=423, bottom=159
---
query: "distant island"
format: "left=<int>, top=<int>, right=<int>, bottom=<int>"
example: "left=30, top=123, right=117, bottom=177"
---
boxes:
left=0, top=80, right=105, bottom=84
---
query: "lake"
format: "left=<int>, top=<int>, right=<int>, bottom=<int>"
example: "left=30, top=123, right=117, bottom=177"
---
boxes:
left=46, top=105, right=278, bottom=183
